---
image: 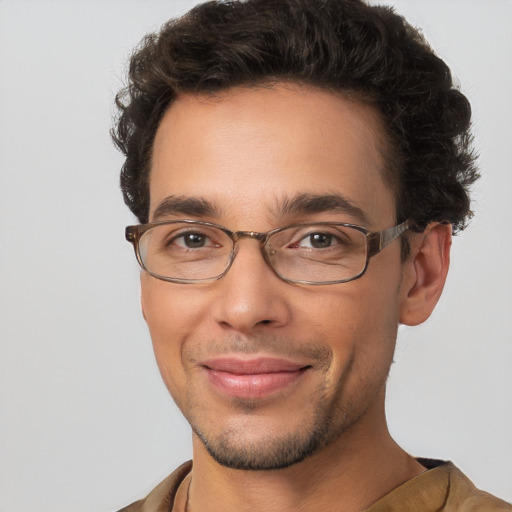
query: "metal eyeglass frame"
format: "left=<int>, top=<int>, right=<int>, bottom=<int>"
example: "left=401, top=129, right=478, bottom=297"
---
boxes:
left=125, top=219, right=412, bottom=285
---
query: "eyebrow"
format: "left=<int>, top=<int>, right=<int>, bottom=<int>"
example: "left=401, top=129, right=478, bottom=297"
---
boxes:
left=151, top=192, right=369, bottom=225
left=277, top=193, right=370, bottom=225
left=152, top=195, right=220, bottom=220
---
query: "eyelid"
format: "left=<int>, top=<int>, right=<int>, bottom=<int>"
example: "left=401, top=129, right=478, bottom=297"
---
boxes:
left=167, top=225, right=228, bottom=248
left=273, top=225, right=347, bottom=249
left=286, top=224, right=352, bottom=238
left=296, top=234, right=340, bottom=249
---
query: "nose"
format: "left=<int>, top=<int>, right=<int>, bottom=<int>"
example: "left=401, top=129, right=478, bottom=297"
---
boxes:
left=211, top=239, right=292, bottom=334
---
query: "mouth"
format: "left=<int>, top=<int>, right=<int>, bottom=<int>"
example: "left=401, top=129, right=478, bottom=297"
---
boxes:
left=201, top=357, right=311, bottom=399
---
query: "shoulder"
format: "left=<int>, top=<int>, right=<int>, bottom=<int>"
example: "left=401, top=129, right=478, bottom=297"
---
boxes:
left=444, top=463, right=511, bottom=511
left=369, top=459, right=511, bottom=512
left=115, top=461, right=193, bottom=512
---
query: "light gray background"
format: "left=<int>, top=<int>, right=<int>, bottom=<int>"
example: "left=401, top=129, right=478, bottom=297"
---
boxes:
left=0, top=1, right=510, bottom=510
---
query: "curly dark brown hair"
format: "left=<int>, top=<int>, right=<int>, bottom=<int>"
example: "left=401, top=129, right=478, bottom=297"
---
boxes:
left=112, top=0, right=478, bottom=234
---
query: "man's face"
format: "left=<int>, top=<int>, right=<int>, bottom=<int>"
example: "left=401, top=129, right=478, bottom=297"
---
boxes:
left=141, top=84, right=410, bottom=470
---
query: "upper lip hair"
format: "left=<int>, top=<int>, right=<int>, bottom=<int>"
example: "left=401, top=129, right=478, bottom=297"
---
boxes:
left=202, top=357, right=310, bottom=374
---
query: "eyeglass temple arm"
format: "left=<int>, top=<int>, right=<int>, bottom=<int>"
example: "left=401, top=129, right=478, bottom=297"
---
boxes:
left=367, top=220, right=412, bottom=257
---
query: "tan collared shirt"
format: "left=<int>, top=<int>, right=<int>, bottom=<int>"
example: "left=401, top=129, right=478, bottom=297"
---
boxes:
left=118, top=459, right=511, bottom=511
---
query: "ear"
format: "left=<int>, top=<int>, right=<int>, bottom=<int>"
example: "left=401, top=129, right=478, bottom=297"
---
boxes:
left=399, top=223, right=452, bottom=326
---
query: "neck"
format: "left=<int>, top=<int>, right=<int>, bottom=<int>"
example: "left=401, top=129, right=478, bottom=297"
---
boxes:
left=187, top=399, right=425, bottom=512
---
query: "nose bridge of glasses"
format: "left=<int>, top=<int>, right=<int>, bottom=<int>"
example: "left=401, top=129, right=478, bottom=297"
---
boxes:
left=229, top=230, right=274, bottom=273
left=231, top=230, right=267, bottom=243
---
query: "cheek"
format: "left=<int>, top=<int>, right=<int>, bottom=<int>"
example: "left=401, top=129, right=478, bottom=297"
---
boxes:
left=140, top=277, right=209, bottom=391
left=141, top=277, right=209, bottom=335
left=328, top=299, right=397, bottom=420
left=301, top=273, right=400, bottom=371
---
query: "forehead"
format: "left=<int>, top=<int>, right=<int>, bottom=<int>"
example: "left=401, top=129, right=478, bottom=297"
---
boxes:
left=150, top=84, right=395, bottom=228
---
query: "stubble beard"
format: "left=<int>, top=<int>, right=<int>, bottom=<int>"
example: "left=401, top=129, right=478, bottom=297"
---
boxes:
left=178, top=334, right=390, bottom=471
left=187, top=349, right=361, bottom=471
left=190, top=393, right=349, bottom=470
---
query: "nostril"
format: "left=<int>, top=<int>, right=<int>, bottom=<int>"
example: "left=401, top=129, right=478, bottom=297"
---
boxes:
left=258, top=319, right=272, bottom=325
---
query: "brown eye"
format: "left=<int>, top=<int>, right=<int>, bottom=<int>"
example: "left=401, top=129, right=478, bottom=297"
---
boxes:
left=296, top=232, right=341, bottom=249
left=181, top=233, right=207, bottom=248
left=169, top=230, right=217, bottom=249
left=307, top=233, right=333, bottom=249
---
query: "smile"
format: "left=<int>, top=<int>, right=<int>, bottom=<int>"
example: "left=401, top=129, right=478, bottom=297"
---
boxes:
left=202, top=357, right=311, bottom=399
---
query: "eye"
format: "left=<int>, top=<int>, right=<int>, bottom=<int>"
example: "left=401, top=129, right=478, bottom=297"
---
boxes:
left=297, top=232, right=341, bottom=249
left=172, top=231, right=216, bottom=249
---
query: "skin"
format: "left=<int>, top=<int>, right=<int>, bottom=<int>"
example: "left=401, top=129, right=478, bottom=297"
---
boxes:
left=141, top=84, right=451, bottom=512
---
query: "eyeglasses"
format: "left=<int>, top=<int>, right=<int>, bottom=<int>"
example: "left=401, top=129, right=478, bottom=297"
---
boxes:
left=125, top=219, right=411, bottom=285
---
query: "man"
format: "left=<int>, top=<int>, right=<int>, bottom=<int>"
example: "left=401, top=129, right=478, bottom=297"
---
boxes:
left=112, top=0, right=511, bottom=510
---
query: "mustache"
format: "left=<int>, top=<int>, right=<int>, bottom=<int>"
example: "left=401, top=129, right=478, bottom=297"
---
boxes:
left=185, top=334, right=333, bottom=368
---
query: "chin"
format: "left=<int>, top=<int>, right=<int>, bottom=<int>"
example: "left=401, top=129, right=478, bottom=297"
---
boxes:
left=194, top=425, right=325, bottom=470
left=189, top=401, right=352, bottom=471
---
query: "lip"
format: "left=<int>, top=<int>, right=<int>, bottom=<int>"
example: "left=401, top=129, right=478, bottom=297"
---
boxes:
left=202, top=357, right=310, bottom=399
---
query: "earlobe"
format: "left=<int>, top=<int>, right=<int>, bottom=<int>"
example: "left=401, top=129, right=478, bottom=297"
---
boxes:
left=399, top=223, right=452, bottom=326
